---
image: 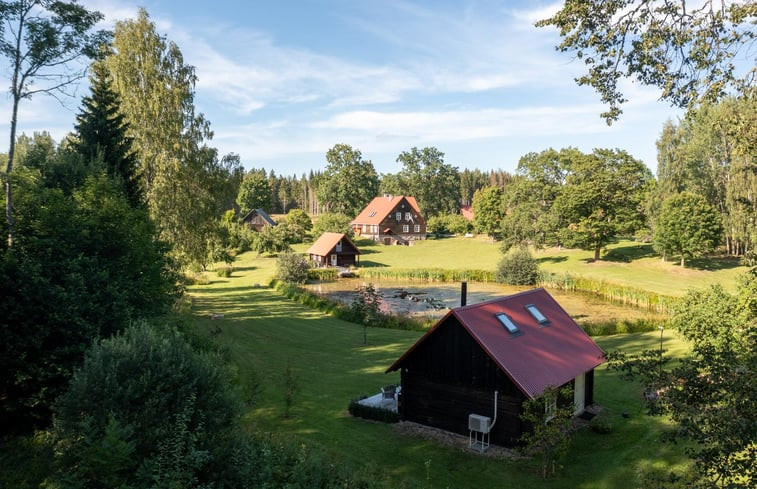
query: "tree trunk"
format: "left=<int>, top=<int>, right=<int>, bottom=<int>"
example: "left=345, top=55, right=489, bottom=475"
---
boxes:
left=680, top=255, right=685, bottom=267
left=594, top=243, right=601, bottom=261
left=5, top=93, right=20, bottom=248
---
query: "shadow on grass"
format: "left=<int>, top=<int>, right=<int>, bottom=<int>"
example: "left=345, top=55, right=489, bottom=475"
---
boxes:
left=686, top=255, right=742, bottom=271
left=602, top=243, right=657, bottom=262
left=537, top=256, right=568, bottom=264
left=359, top=260, right=390, bottom=268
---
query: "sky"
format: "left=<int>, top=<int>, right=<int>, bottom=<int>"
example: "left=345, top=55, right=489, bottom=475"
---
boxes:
left=1, top=0, right=691, bottom=177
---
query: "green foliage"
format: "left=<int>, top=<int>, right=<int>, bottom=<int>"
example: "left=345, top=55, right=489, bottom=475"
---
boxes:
left=237, top=169, right=272, bottom=214
left=653, top=192, right=723, bottom=267
left=554, top=148, right=652, bottom=260
left=0, top=172, right=178, bottom=432
left=426, top=213, right=471, bottom=235
left=102, top=9, right=236, bottom=269
left=275, top=252, right=310, bottom=284
left=318, top=144, right=379, bottom=217
left=312, top=212, right=353, bottom=238
left=48, top=322, right=250, bottom=488
left=1, top=0, right=110, bottom=245
left=395, top=146, right=461, bottom=217
left=536, top=1, right=757, bottom=122
left=472, top=185, right=504, bottom=237
left=351, top=282, right=381, bottom=343
left=588, top=412, right=613, bottom=435
left=284, top=208, right=312, bottom=242
left=72, top=61, right=141, bottom=206
left=348, top=399, right=400, bottom=423
left=216, top=266, right=232, bottom=277
left=519, top=386, right=575, bottom=478
left=495, top=247, right=539, bottom=285
left=251, top=224, right=292, bottom=255
left=663, top=272, right=756, bottom=488
left=360, top=267, right=494, bottom=283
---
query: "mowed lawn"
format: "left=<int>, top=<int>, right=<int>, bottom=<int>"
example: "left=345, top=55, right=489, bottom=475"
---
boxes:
left=187, top=250, right=695, bottom=488
left=292, top=236, right=746, bottom=295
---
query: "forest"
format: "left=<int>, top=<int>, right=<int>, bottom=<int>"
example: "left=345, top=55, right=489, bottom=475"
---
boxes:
left=1, top=2, right=754, bottom=488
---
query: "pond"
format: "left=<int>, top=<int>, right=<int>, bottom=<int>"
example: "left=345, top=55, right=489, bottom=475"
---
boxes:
left=306, top=278, right=663, bottom=325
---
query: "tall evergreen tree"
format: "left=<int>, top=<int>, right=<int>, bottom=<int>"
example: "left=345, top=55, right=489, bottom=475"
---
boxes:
left=72, top=62, right=141, bottom=206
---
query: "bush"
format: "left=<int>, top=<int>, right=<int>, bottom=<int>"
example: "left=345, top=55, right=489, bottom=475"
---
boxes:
left=589, top=412, right=613, bottom=434
left=308, top=268, right=338, bottom=281
left=216, top=266, right=233, bottom=277
left=348, top=398, right=400, bottom=423
left=275, top=252, right=310, bottom=284
left=311, top=212, right=353, bottom=238
left=49, top=322, right=250, bottom=488
left=495, top=247, right=539, bottom=285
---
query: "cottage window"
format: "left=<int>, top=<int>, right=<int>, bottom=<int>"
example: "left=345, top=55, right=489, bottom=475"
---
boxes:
left=495, top=312, right=520, bottom=334
left=414, top=224, right=420, bottom=233
left=396, top=212, right=402, bottom=221
left=402, top=225, right=409, bottom=233
left=526, top=304, right=549, bottom=324
left=405, top=212, right=411, bottom=221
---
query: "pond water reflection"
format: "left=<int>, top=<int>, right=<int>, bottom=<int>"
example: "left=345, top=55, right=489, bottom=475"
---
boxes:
left=305, top=278, right=661, bottom=325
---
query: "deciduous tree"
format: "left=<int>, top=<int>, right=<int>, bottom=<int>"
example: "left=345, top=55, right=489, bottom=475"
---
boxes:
left=653, top=192, right=722, bottom=266
left=318, top=144, right=379, bottom=217
left=238, top=170, right=272, bottom=214
left=1, top=0, right=109, bottom=246
left=472, top=186, right=504, bottom=238
left=537, top=1, right=757, bottom=122
left=554, top=149, right=652, bottom=260
left=396, top=146, right=461, bottom=217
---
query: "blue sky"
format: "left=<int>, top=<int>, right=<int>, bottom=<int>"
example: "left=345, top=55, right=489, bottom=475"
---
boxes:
left=2, top=0, right=689, bottom=177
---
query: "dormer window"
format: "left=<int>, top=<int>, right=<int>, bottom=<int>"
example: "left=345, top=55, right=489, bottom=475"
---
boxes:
left=495, top=312, right=521, bottom=335
left=526, top=304, right=549, bottom=325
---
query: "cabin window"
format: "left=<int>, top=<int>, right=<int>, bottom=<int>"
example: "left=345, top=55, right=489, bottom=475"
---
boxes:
left=545, top=398, right=556, bottom=422
left=396, top=212, right=402, bottom=221
left=402, top=225, right=409, bottom=233
left=336, top=241, right=342, bottom=252
left=495, top=312, right=520, bottom=335
left=405, top=212, right=411, bottom=221
left=414, top=224, right=420, bottom=233
left=526, top=304, right=549, bottom=324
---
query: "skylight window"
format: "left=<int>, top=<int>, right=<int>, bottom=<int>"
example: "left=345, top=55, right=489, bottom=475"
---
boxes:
left=526, top=304, right=549, bottom=324
left=495, top=312, right=520, bottom=334
left=369, top=211, right=377, bottom=217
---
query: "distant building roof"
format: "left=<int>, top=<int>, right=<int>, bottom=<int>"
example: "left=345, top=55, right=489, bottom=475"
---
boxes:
left=241, top=208, right=276, bottom=226
left=460, top=205, right=474, bottom=221
left=352, top=195, right=422, bottom=225
left=306, top=232, right=360, bottom=257
left=387, top=288, right=605, bottom=399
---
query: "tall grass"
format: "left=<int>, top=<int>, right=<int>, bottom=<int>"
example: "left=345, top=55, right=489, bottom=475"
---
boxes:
left=541, top=272, right=679, bottom=314
left=359, top=267, right=495, bottom=282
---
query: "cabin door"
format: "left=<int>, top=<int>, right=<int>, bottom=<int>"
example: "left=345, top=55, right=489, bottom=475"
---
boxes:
left=574, top=373, right=585, bottom=414
left=331, top=254, right=338, bottom=266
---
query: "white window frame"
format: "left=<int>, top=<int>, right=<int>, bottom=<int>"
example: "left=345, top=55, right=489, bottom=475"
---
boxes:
left=414, top=224, right=420, bottom=233
left=405, top=212, right=411, bottom=221
left=396, top=212, right=402, bottom=221
left=402, top=224, right=409, bottom=233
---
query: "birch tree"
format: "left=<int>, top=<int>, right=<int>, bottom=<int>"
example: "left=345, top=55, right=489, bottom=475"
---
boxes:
left=0, top=0, right=108, bottom=246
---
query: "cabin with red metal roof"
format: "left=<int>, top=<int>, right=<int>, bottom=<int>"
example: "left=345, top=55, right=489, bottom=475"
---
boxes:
left=386, top=288, right=605, bottom=446
left=306, top=232, right=360, bottom=268
left=351, top=195, right=426, bottom=245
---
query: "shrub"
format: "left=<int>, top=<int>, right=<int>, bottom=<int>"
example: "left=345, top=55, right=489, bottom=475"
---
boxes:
left=495, top=247, right=539, bottom=285
left=589, top=412, right=613, bottom=434
left=216, top=266, right=233, bottom=277
left=49, top=322, right=249, bottom=488
left=348, top=399, right=400, bottom=423
left=308, top=268, right=338, bottom=281
left=275, top=252, right=310, bottom=284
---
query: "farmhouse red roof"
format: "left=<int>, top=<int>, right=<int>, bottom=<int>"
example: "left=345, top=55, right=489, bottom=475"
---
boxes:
left=351, top=195, right=422, bottom=225
left=387, top=288, right=605, bottom=399
left=306, top=232, right=359, bottom=257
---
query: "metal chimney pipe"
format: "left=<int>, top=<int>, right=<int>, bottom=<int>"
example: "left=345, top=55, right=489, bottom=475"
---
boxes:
left=461, top=281, right=467, bottom=307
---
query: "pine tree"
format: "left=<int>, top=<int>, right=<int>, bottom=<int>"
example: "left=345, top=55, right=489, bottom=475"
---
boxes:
left=73, top=63, right=141, bottom=206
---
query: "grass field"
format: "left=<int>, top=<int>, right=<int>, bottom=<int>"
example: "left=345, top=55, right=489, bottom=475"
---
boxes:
left=184, top=250, right=696, bottom=488
left=291, top=236, right=745, bottom=296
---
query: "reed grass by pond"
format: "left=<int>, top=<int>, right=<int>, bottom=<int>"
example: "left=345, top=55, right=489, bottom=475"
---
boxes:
left=305, top=278, right=667, bottom=335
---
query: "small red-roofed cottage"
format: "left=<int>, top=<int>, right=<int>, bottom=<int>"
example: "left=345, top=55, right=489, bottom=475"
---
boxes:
left=351, top=195, right=426, bottom=245
left=386, top=288, right=605, bottom=446
left=306, top=232, right=360, bottom=268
